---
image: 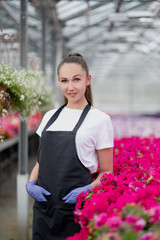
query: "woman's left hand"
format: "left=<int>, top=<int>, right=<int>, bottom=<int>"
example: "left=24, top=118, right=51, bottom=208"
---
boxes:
left=63, top=184, right=92, bottom=204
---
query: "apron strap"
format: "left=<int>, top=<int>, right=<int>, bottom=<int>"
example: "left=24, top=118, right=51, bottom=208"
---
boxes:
left=43, top=103, right=67, bottom=132
left=43, top=102, right=91, bottom=133
left=72, top=103, right=91, bottom=133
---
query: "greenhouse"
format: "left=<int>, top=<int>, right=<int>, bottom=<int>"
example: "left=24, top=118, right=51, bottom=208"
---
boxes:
left=0, top=0, right=160, bottom=240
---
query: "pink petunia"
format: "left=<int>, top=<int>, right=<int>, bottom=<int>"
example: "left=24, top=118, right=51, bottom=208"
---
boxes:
left=94, top=212, right=108, bottom=228
left=148, top=206, right=160, bottom=224
left=139, top=232, right=153, bottom=240
left=125, top=214, right=137, bottom=223
left=133, top=218, right=146, bottom=231
left=105, top=216, right=122, bottom=230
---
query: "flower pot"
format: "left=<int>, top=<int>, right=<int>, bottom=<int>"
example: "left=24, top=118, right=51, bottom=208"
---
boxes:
left=0, top=84, right=7, bottom=92
left=0, top=84, right=7, bottom=112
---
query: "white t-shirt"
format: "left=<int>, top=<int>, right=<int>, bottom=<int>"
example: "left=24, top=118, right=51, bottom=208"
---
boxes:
left=36, top=107, right=114, bottom=174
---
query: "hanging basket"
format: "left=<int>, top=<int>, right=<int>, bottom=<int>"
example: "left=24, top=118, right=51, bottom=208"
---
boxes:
left=0, top=64, right=54, bottom=120
left=0, top=84, right=11, bottom=116
left=0, top=84, right=7, bottom=106
left=0, top=84, right=7, bottom=91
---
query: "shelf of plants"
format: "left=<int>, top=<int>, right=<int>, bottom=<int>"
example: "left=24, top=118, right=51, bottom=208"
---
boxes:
left=0, top=111, right=41, bottom=144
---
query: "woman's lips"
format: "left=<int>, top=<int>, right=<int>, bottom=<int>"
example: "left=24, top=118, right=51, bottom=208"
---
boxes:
left=68, top=93, right=77, bottom=98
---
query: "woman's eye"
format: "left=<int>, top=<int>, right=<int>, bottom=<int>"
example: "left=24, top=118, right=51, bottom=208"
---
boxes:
left=74, top=78, right=80, bottom=82
left=61, top=79, right=67, bottom=83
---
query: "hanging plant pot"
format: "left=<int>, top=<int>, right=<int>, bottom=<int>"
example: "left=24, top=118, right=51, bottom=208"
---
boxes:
left=0, top=84, right=7, bottom=107
left=0, top=84, right=7, bottom=91
left=0, top=84, right=11, bottom=116
left=0, top=64, right=54, bottom=120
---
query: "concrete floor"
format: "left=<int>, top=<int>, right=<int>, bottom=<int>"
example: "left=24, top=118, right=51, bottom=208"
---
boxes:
left=0, top=157, right=35, bottom=240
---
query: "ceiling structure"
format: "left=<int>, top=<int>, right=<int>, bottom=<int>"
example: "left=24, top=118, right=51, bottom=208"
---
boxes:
left=0, top=0, right=160, bottom=113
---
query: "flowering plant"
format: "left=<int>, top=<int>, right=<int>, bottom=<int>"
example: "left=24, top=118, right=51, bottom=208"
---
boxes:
left=67, top=136, right=160, bottom=240
left=25, top=69, right=53, bottom=113
left=0, top=111, right=42, bottom=142
left=0, top=64, right=53, bottom=120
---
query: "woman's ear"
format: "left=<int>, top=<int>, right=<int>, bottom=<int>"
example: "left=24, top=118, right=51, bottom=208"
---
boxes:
left=87, top=75, right=91, bottom=86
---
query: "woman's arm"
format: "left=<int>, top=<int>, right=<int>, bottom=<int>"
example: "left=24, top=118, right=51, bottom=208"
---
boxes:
left=29, top=161, right=39, bottom=183
left=63, top=148, right=113, bottom=203
left=90, top=147, right=113, bottom=189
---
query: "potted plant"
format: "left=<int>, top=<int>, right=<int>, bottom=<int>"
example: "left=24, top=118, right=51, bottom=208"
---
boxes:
left=0, top=64, right=53, bottom=120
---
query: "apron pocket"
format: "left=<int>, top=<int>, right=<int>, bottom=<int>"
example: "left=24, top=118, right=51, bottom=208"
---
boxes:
left=33, top=199, right=80, bottom=238
left=51, top=201, right=80, bottom=237
left=34, top=197, right=55, bottom=217
left=56, top=200, right=76, bottom=209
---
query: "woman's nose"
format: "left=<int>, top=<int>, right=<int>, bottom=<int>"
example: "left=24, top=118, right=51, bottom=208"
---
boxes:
left=68, top=82, right=74, bottom=90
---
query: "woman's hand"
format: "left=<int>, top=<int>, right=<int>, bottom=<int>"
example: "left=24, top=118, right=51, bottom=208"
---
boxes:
left=63, top=184, right=92, bottom=204
left=26, top=181, right=51, bottom=202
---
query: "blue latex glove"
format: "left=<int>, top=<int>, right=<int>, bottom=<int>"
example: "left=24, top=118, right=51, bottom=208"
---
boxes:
left=63, top=184, right=92, bottom=204
left=26, top=181, right=51, bottom=202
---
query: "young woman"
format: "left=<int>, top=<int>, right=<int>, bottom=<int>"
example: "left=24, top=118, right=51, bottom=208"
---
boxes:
left=26, top=53, right=114, bottom=240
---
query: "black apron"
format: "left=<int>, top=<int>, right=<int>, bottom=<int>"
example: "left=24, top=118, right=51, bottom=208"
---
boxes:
left=33, top=103, right=92, bottom=240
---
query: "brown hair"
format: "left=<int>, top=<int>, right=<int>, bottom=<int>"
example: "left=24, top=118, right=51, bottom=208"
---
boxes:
left=57, top=53, right=93, bottom=105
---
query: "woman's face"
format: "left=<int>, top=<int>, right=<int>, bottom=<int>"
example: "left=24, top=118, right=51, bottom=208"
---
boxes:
left=58, top=63, right=91, bottom=108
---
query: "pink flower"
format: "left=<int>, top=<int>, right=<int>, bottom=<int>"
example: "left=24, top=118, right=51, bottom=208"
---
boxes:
left=140, top=232, right=153, bottom=240
left=94, top=213, right=108, bottom=228
left=134, top=218, right=146, bottom=231
left=66, top=226, right=89, bottom=240
left=148, top=206, right=160, bottom=223
left=125, top=214, right=137, bottom=223
left=105, top=216, right=122, bottom=230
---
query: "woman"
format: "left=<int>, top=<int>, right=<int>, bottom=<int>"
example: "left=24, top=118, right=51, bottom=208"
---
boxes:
left=26, top=53, right=114, bottom=240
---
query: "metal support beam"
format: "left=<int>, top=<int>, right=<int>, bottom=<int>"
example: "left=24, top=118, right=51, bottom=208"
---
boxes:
left=115, top=0, right=123, bottom=13
left=51, top=29, right=57, bottom=90
left=108, top=0, right=123, bottom=32
left=19, top=0, right=28, bottom=175
left=54, top=39, right=63, bottom=107
left=46, top=0, right=64, bottom=106
left=18, top=122, right=28, bottom=174
left=47, top=0, right=63, bottom=41
left=41, top=2, right=46, bottom=74
left=85, top=0, right=90, bottom=58
left=17, top=1, right=29, bottom=240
